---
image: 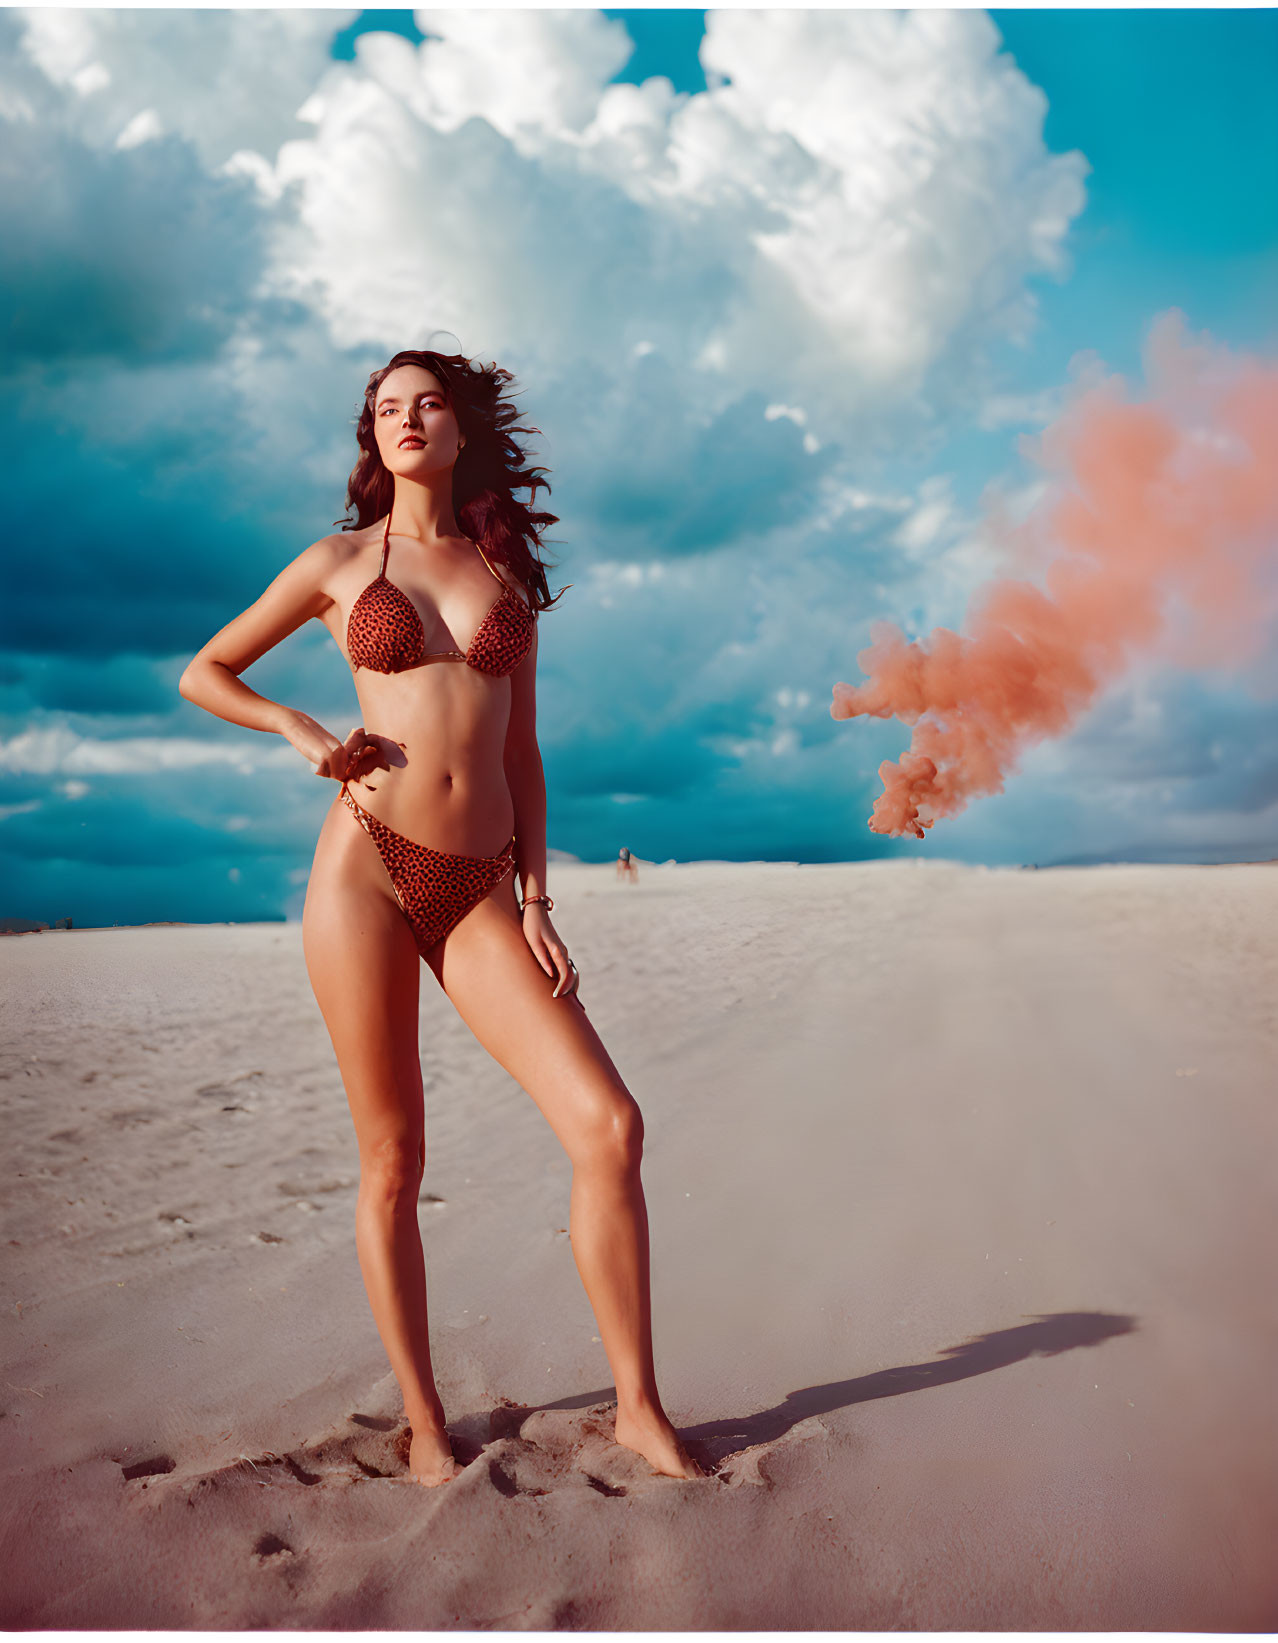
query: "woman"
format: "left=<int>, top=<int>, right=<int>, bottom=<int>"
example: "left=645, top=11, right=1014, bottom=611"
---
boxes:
left=178, top=348, right=705, bottom=1486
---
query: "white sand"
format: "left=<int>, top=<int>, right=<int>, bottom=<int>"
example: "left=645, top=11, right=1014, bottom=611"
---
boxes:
left=2, top=859, right=1275, bottom=1628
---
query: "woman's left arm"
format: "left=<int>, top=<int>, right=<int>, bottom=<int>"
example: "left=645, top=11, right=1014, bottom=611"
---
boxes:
left=504, top=624, right=579, bottom=999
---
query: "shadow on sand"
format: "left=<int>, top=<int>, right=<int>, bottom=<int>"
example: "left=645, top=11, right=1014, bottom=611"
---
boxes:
left=516, top=1310, right=1137, bottom=1465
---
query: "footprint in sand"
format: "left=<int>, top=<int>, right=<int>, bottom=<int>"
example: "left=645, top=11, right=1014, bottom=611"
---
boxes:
left=251, top=1532, right=293, bottom=1561
left=482, top=1403, right=716, bottom=1496
left=120, top=1454, right=176, bottom=1482
left=582, top=1472, right=626, bottom=1497
left=349, top=1413, right=397, bottom=1432
left=485, top=1454, right=550, bottom=1498
left=108, top=1108, right=161, bottom=1128
left=197, top=1072, right=265, bottom=1099
left=142, top=1387, right=719, bottom=1508
left=275, top=1178, right=353, bottom=1198
left=149, top=1400, right=427, bottom=1505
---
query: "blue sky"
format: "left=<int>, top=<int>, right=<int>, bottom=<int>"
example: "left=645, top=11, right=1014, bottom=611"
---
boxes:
left=1, top=7, right=1276, bottom=930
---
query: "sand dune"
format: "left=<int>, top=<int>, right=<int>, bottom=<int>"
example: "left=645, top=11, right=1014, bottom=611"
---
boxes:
left=2, top=859, right=1275, bottom=1628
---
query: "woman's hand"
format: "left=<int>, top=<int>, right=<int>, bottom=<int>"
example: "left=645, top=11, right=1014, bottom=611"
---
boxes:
left=283, top=713, right=388, bottom=784
left=522, top=904, right=580, bottom=1000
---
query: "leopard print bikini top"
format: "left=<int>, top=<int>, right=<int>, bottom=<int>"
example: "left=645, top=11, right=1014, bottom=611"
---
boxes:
left=346, top=511, right=535, bottom=677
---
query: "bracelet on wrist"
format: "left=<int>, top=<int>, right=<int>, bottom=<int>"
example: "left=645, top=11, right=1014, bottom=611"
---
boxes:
left=521, top=893, right=553, bottom=913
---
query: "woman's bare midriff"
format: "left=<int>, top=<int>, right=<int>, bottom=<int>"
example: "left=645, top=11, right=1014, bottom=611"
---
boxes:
left=316, top=528, right=521, bottom=856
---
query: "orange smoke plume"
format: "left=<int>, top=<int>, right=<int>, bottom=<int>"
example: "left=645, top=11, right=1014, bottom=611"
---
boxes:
left=830, top=310, right=1278, bottom=838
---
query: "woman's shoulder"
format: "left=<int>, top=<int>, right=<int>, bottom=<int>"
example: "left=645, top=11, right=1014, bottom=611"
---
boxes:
left=302, top=527, right=377, bottom=576
left=315, top=523, right=378, bottom=554
left=268, top=531, right=373, bottom=618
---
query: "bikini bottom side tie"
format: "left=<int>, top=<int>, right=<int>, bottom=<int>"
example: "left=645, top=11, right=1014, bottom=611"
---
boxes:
left=340, top=782, right=517, bottom=960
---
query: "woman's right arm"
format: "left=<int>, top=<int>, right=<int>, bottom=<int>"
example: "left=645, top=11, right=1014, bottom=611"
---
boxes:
left=177, top=536, right=371, bottom=781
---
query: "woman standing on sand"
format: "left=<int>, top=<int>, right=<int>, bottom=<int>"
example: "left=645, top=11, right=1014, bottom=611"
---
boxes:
left=178, top=349, right=704, bottom=1486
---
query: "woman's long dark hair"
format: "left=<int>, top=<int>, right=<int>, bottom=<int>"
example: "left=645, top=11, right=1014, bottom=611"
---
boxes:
left=334, top=347, right=569, bottom=613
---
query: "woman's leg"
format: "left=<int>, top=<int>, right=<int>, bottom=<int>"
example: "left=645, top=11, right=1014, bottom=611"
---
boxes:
left=301, top=795, right=458, bottom=1486
left=423, top=882, right=705, bottom=1480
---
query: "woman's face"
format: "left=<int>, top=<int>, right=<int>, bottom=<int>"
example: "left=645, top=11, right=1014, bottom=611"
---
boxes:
left=372, top=363, right=465, bottom=480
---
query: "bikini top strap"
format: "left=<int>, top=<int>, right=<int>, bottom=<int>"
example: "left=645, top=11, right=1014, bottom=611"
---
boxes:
left=379, top=511, right=392, bottom=577
left=471, top=536, right=526, bottom=606
left=469, top=535, right=505, bottom=588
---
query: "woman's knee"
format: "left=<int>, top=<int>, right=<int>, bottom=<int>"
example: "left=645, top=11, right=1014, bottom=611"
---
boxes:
left=357, top=1128, right=426, bottom=1204
left=570, top=1089, right=644, bottom=1172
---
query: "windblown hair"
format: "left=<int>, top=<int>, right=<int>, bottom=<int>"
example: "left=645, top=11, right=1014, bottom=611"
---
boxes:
left=335, top=347, right=569, bottom=613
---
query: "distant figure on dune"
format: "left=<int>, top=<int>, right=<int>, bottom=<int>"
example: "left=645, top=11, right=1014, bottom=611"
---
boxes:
left=178, top=347, right=704, bottom=1489
left=616, top=845, right=638, bottom=883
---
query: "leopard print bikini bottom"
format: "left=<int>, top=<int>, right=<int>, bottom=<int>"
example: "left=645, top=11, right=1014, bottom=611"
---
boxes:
left=340, top=781, right=517, bottom=960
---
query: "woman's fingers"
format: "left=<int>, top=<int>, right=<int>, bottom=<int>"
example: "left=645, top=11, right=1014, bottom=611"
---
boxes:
left=339, top=726, right=362, bottom=781
left=548, top=942, right=574, bottom=998
left=345, top=728, right=395, bottom=784
left=338, top=727, right=378, bottom=782
left=522, top=916, right=578, bottom=995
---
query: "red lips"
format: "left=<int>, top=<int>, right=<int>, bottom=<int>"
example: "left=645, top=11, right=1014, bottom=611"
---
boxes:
left=399, top=435, right=424, bottom=448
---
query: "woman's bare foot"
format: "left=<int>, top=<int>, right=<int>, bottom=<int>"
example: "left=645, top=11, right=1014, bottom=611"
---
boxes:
left=614, top=1404, right=707, bottom=1479
left=407, top=1422, right=461, bottom=1487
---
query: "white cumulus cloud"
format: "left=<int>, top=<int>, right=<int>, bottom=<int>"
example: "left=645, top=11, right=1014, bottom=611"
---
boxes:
left=232, top=8, right=1087, bottom=445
